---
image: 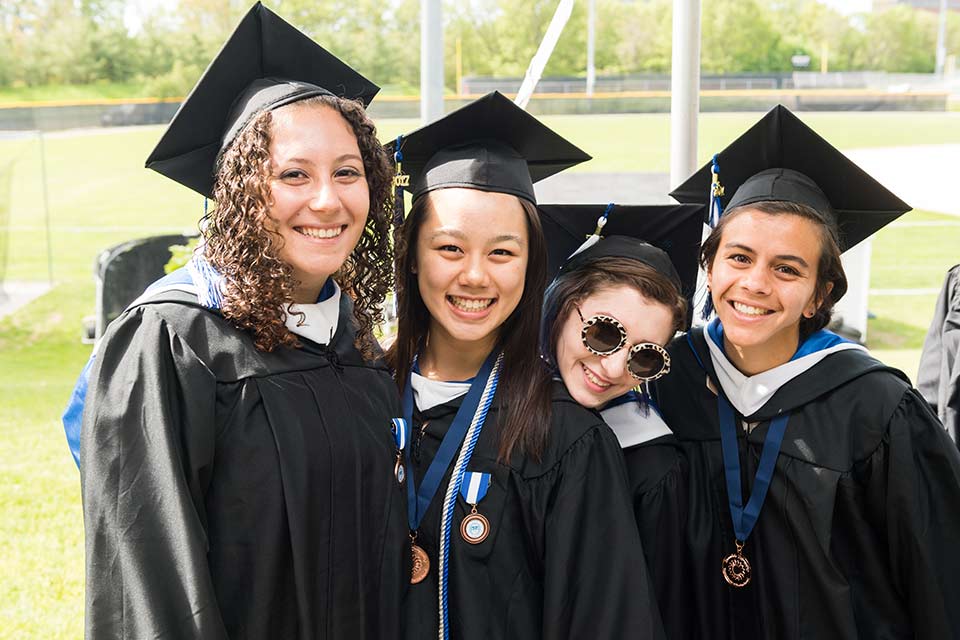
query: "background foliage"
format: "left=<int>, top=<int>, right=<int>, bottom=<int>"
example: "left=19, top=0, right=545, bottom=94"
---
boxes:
left=1, top=0, right=958, bottom=99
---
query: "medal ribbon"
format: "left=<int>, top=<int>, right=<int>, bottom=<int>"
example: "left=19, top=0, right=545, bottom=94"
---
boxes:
left=717, top=392, right=789, bottom=544
left=459, top=472, right=491, bottom=504
left=400, top=348, right=500, bottom=535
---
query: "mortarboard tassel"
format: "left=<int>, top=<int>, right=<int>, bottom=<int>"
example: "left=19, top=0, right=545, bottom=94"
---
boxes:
left=700, top=155, right=724, bottom=320
left=567, top=202, right=614, bottom=260
left=392, top=135, right=409, bottom=230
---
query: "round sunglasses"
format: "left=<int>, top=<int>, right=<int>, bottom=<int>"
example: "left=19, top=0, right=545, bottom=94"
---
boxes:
left=576, top=306, right=671, bottom=382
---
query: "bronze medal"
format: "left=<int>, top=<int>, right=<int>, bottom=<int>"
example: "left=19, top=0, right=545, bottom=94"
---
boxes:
left=721, top=540, right=751, bottom=588
left=410, top=543, right=430, bottom=584
left=460, top=507, right=490, bottom=544
left=394, top=455, right=405, bottom=484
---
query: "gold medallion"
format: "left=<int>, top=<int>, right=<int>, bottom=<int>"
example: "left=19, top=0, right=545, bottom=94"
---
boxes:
left=410, top=543, right=430, bottom=584
left=394, top=456, right=405, bottom=484
left=460, top=508, right=490, bottom=544
left=721, top=540, right=751, bottom=588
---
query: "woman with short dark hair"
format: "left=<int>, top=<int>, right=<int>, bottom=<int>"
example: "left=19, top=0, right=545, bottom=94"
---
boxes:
left=660, top=105, right=960, bottom=639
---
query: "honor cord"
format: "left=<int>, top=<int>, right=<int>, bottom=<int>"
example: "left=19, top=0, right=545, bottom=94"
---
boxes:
left=437, top=352, right=503, bottom=640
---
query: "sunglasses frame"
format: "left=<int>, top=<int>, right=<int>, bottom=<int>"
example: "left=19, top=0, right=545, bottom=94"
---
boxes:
left=576, top=306, right=672, bottom=382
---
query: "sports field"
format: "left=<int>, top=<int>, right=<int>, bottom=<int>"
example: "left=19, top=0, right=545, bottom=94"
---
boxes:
left=1, top=111, right=959, bottom=639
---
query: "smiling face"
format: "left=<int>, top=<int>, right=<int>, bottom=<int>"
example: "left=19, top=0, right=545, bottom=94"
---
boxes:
left=707, top=209, right=826, bottom=373
left=554, top=285, right=675, bottom=409
left=414, top=188, right=529, bottom=355
left=266, top=103, right=370, bottom=303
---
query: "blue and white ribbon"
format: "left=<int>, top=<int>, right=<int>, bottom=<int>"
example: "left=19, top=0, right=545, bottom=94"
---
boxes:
left=391, top=417, right=408, bottom=451
left=459, top=471, right=491, bottom=505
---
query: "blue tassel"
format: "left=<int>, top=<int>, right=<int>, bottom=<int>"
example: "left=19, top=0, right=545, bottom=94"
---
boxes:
left=187, top=251, right=225, bottom=310
left=709, top=154, right=724, bottom=228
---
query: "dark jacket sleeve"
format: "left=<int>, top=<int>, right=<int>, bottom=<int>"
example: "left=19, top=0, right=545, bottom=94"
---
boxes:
left=80, top=306, right=227, bottom=639
left=625, top=440, right=691, bottom=640
left=862, top=388, right=960, bottom=640
left=540, top=425, right=666, bottom=640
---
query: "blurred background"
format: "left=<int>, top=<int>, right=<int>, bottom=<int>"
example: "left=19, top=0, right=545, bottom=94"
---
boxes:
left=1, top=0, right=958, bottom=637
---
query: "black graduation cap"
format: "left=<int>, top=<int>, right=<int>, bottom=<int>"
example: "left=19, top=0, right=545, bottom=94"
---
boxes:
left=145, top=2, right=379, bottom=198
left=386, top=91, right=591, bottom=205
left=539, top=203, right=705, bottom=307
left=669, top=104, right=910, bottom=251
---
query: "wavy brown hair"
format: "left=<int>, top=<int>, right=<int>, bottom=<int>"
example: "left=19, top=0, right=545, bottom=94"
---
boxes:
left=540, top=257, right=688, bottom=371
left=387, top=192, right=553, bottom=462
left=202, top=94, right=394, bottom=356
left=700, top=200, right=847, bottom=340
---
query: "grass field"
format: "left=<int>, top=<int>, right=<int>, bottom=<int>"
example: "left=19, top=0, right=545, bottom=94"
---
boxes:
left=1, top=111, right=958, bottom=639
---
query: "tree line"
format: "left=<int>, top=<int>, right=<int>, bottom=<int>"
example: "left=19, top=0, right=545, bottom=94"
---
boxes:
left=1, top=0, right=958, bottom=98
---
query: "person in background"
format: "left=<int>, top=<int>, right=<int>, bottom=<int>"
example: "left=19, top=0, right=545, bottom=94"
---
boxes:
left=659, top=104, right=960, bottom=639
left=75, top=5, right=406, bottom=638
left=387, top=92, right=665, bottom=639
left=538, top=201, right=703, bottom=639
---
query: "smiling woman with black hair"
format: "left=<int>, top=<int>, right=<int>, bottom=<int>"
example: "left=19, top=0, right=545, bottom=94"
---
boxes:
left=387, top=92, right=664, bottom=640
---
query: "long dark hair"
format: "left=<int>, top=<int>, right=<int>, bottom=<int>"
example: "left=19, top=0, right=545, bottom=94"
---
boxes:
left=540, top=256, right=688, bottom=370
left=699, top=200, right=847, bottom=340
left=387, top=192, right=553, bottom=462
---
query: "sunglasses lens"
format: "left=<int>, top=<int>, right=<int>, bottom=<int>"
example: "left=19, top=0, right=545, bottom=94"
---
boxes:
left=584, top=320, right=623, bottom=354
left=628, top=347, right=666, bottom=380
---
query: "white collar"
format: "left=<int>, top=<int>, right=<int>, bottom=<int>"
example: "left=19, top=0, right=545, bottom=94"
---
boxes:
left=284, top=282, right=341, bottom=346
left=600, top=401, right=673, bottom=449
left=410, top=371, right=472, bottom=411
left=703, top=324, right=867, bottom=417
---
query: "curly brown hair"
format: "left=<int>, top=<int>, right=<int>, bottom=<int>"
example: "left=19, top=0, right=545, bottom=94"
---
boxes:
left=201, top=94, right=394, bottom=356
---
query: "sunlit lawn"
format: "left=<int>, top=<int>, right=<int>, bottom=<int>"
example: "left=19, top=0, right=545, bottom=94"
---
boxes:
left=1, top=111, right=958, bottom=638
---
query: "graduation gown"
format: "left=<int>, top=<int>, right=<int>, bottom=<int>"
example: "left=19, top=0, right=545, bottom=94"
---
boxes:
left=918, top=263, right=960, bottom=444
left=653, top=329, right=960, bottom=640
left=403, top=379, right=664, bottom=640
left=80, top=288, right=407, bottom=639
left=602, top=399, right=691, bottom=640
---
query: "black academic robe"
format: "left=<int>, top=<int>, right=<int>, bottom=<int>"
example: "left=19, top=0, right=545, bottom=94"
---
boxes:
left=653, top=330, right=960, bottom=640
left=622, top=434, right=691, bottom=640
left=918, top=263, right=960, bottom=445
left=80, top=290, right=407, bottom=640
left=403, top=381, right=665, bottom=640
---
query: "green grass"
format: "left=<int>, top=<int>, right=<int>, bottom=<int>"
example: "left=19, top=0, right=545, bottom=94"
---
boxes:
left=1, top=111, right=958, bottom=637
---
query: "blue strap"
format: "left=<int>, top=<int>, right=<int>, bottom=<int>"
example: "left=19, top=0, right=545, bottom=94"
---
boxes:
left=62, top=354, right=96, bottom=469
left=400, top=349, right=500, bottom=532
left=718, top=392, right=789, bottom=542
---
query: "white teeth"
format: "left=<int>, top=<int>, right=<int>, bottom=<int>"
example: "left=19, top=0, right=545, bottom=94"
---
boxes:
left=448, top=296, right=494, bottom=312
left=732, top=301, right=770, bottom=316
left=299, top=226, right=343, bottom=239
left=582, top=364, right=611, bottom=388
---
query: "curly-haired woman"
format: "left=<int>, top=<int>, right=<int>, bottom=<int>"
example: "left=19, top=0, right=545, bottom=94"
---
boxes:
left=77, top=6, right=406, bottom=639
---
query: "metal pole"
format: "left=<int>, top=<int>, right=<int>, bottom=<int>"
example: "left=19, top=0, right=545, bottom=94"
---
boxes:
left=515, top=0, right=575, bottom=110
left=420, top=0, right=445, bottom=124
left=38, top=131, right=54, bottom=285
left=669, top=0, right=702, bottom=190
left=586, top=0, right=596, bottom=97
left=935, top=0, right=948, bottom=77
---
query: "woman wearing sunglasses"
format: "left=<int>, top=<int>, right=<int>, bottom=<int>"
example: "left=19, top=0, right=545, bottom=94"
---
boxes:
left=659, top=106, right=960, bottom=639
left=538, top=203, right=703, bottom=639
left=387, top=94, right=664, bottom=640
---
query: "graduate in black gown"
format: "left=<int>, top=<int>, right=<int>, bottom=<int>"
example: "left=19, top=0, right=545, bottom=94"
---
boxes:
left=659, top=104, right=960, bottom=639
left=386, top=92, right=664, bottom=639
left=538, top=203, right=703, bottom=639
left=78, top=5, right=406, bottom=638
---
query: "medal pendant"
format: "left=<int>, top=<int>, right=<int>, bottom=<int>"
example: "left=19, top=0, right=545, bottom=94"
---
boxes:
left=460, top=505, right=490, bottom=544
left=410, top=543, right=430, bottom=584
left=394, top=454, right=405, bottom=484
left=721, top=540, right=751, bottom=588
